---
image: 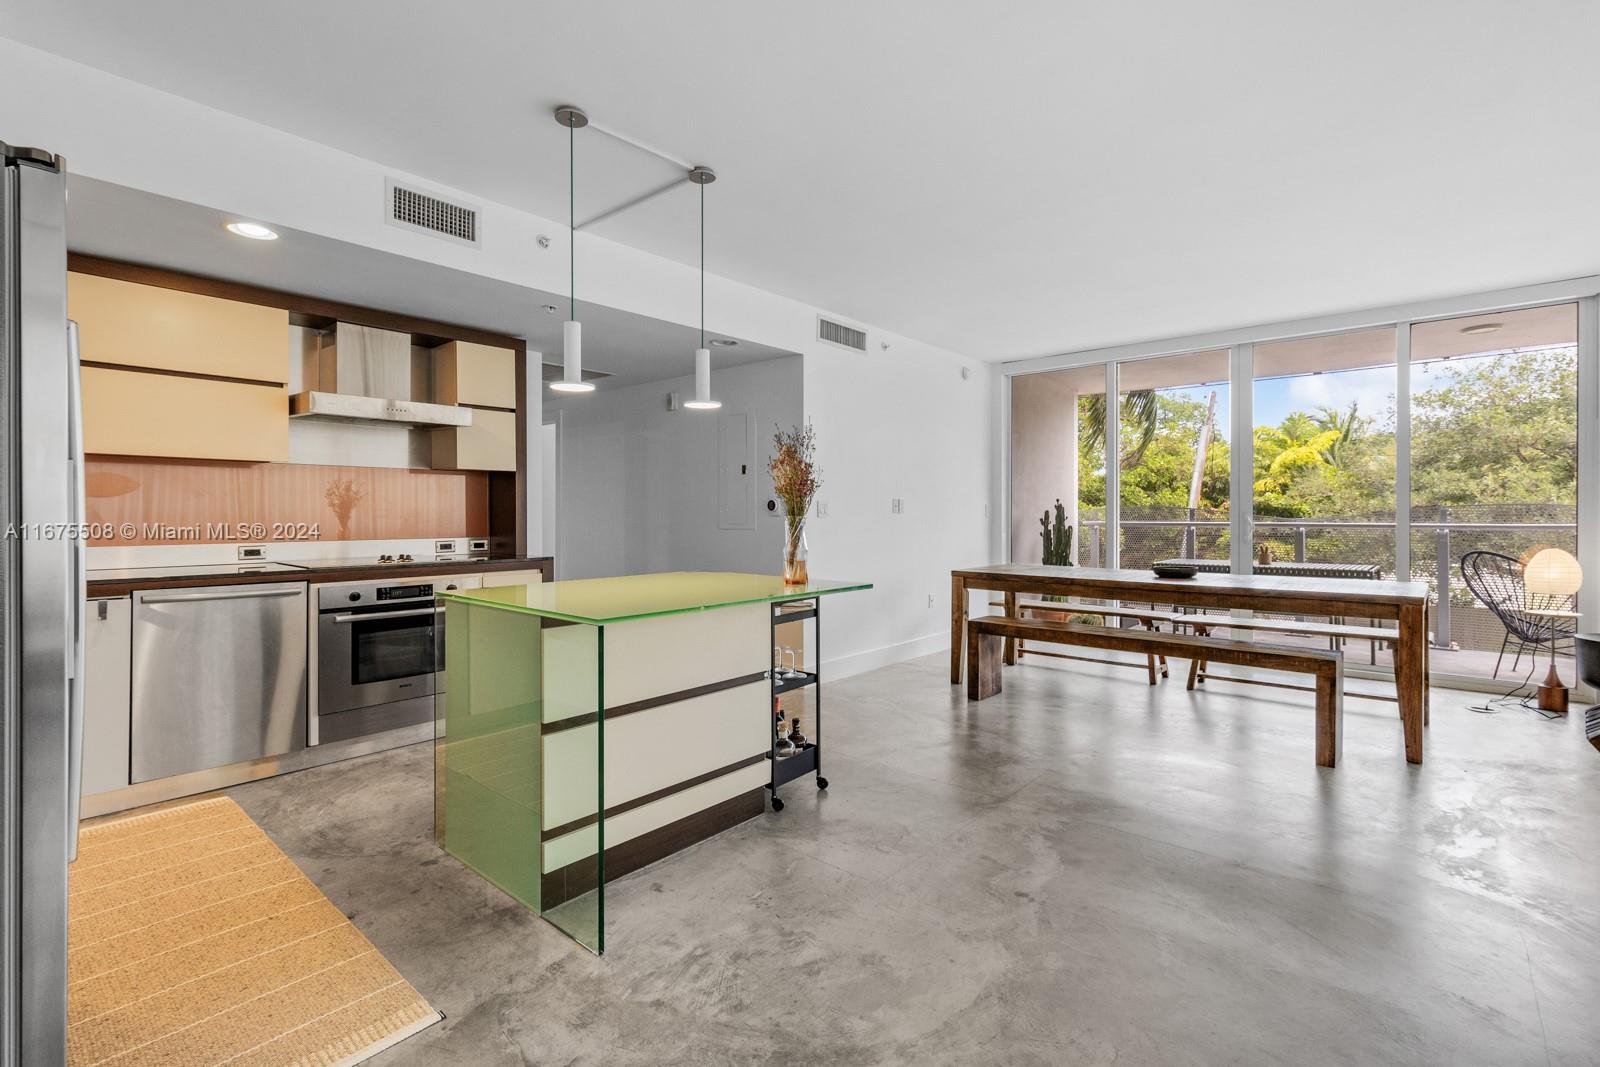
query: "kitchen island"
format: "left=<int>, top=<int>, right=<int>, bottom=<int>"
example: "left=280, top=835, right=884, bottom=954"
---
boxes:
left=433, top=572, right=870, bottom=952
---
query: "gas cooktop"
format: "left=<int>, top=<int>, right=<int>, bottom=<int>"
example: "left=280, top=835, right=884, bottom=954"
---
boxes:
left=287, top=554, right=490, bottom=570
left=85, top=561, right=308, bottom=581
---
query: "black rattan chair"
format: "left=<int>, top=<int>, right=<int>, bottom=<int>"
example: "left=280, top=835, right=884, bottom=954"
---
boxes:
left=1460, top=550, right=1577, bottom=678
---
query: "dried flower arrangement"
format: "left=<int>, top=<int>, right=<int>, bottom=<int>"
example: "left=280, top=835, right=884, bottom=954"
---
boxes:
left=770, top=423, right=821, bottom=584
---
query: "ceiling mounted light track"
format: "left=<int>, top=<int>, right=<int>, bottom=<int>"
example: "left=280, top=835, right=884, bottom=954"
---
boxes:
left=550, top=105, right=595, bottom=394
left=684, top=166, right=721, bottom=411
left=547, top=104, right=725, bottom=401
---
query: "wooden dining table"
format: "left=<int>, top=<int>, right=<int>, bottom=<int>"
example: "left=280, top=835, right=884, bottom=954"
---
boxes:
left=950, top=564, right=1432, bottom=763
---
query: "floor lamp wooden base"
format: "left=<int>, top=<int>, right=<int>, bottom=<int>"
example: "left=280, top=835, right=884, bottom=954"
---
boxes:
left=1538, top=664, right=1569, bottom=714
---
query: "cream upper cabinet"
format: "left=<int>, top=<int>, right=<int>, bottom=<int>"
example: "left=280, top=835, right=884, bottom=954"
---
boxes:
left=431, top=408, right=516, bottom=472
left=82, top=366, right=289, bottom=462
left=69, top=272, right=289, bottom=384
left=433, top=340, right=517, bottom=410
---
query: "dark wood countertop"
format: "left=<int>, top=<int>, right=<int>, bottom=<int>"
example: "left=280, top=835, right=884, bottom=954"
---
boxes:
left=87, top=556, right=553, bottom=598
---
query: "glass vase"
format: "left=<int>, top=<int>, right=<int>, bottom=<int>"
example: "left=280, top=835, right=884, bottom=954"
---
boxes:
left=783, top=513, right=809, bottom=586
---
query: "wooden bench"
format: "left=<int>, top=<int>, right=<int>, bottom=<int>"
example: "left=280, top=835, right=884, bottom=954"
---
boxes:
left=967, top=614, right=1345, bottom=767
left=1013, top=600, right=1174, bottom=684
left=1173, top=614, right=1407, bottom=714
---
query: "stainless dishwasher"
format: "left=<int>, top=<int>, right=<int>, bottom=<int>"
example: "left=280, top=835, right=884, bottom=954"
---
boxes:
left=131, top=582, right=308, bottom=783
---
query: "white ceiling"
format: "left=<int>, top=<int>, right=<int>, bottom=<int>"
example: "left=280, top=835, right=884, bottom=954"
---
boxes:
left=65, top=176, right=795, bottom=389
left=8, top=1, right=1600, bottom=361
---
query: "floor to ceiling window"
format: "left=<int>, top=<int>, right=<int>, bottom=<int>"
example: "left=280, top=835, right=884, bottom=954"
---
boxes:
left=1409, top=304, right=1578, bottom=682
left=1005, top=286, right=1591, bottom=689
left=1114, top=350, right=1230, bottom=569
left=1252, top=328, right=1398, bottom=575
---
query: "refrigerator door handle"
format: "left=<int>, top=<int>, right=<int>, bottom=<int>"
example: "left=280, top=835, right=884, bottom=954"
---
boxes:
left=66, top=319, right=85, bottom=860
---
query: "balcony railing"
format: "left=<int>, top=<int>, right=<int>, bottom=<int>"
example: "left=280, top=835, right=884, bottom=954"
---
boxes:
left=1074, top=514, right=1577, bottom=651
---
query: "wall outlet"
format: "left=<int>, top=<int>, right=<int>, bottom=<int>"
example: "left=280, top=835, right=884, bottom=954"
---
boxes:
left=815, top=500, right=829, bottom=518
left=927, top=593, right=935, bottom=608
left=237, top=545, right=266, bottom=560
left=891, top=497, right=903, bottom=514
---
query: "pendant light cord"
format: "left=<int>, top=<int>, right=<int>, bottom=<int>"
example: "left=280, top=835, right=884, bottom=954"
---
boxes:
left=569, top=121, right=575, bottom=320
left=700, top=180, right=705, bottom=348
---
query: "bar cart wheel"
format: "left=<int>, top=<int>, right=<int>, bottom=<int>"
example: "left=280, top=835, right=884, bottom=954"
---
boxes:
left=816, top=777, right=829, bottom=790
left=771, top=796, right=785, bottom=812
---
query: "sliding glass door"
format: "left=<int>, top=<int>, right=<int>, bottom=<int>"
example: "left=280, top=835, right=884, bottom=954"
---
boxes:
left=1114, top=350, right=1230, bottom=569
left=1409, top=304, right=1578, bottom=682
left=1252, top=328, right=1398, bottom=574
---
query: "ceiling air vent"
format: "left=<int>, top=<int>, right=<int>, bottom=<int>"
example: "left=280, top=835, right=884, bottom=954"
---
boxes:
left=817, top=315, right=868, bottom=352
left=385, top=178, right=480, bottom=246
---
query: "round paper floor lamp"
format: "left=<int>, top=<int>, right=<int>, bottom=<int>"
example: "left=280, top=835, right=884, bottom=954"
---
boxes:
left=1524, top=547, right=1582, bottom=713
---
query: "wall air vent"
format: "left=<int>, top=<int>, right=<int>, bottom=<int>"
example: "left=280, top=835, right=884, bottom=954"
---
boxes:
left=817, top=315, right=868, bottom=352
left=385, top=178, right=480, bottom=246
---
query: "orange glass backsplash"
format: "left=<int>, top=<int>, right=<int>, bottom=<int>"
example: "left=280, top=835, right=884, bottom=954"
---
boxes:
left=85, top=457, right=491, bottom=545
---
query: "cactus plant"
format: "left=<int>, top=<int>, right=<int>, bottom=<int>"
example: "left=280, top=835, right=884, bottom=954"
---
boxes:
left=1040, top=498, right=1074, bottom=567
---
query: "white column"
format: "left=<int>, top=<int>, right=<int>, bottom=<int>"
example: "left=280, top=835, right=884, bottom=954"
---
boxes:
left=1395, top=326, right=1412, bottom=582
left=1229, top=344, right=1254, bottom=576
left=1576, top=298, right=1599, bottom=647
left=1104, top=363, right=1120, bottom=570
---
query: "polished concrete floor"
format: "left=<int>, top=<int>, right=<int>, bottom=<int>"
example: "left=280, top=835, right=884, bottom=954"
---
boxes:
left=228, top=654, right=1600, bottom=1066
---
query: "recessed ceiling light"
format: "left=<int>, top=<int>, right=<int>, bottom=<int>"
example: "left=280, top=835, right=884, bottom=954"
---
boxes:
left=1460, top=322, right=1502, bottom=336
left=225, top=221, right=278, bottom=240
left=710, top=338, right=738, bottom=347
left=543, top=304, right=560, bottom=314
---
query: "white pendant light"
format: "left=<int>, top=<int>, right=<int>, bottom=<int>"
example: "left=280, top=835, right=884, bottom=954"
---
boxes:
left=683, top=166, right=721, bottom=411
left=551, top=106, right=595, bottom=395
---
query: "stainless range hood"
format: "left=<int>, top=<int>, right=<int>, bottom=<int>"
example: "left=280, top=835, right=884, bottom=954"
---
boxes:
left=289, top=322, right=471, bottom=427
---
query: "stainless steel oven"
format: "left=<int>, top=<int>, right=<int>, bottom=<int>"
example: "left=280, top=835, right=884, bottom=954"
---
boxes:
left=315, top=578, right=444, bottom=743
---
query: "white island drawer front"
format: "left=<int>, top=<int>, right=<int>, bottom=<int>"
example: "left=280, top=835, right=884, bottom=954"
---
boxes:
left=541, top=678, right=768, bottom=835
left=600, top=603, right=770, bottom=707
left=542, top=762, right=768, bottom=873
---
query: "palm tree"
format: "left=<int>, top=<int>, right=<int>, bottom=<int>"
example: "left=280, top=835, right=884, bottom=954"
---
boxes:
left=1253, top=422, right=1341, bottom=496
left=1312, top=402, right=1367, bottom=468
left=1079, top=390, right=1158, bottom=469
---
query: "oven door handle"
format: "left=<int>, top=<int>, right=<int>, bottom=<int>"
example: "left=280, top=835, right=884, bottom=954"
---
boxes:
left=328, top=606, right=446, bottom=624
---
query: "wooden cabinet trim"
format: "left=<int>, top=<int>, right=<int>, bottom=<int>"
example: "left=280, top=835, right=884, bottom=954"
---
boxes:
left=80, top=360, right=282, bottom=388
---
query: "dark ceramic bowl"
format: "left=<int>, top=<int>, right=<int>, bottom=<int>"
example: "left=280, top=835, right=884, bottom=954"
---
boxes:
left=1151, top=564, right=1199, bottom=579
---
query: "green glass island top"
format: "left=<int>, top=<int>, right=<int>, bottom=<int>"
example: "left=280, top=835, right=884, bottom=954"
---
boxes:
left=439, top=571, right=872, bottom=624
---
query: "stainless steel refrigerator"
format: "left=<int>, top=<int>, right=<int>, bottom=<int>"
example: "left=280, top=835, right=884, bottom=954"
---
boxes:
left=1, top=142, right=84, bottom=1067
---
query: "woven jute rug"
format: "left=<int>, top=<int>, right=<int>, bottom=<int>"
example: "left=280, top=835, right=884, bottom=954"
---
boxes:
left=67, top=795, right=439, bottom=1067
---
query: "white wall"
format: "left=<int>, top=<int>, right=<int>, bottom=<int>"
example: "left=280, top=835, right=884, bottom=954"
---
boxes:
left=550, top=358, right=800, bottom=580
left=2, top=38, right=995, bottom=676
left=804, top=335, right=991, bottom=677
